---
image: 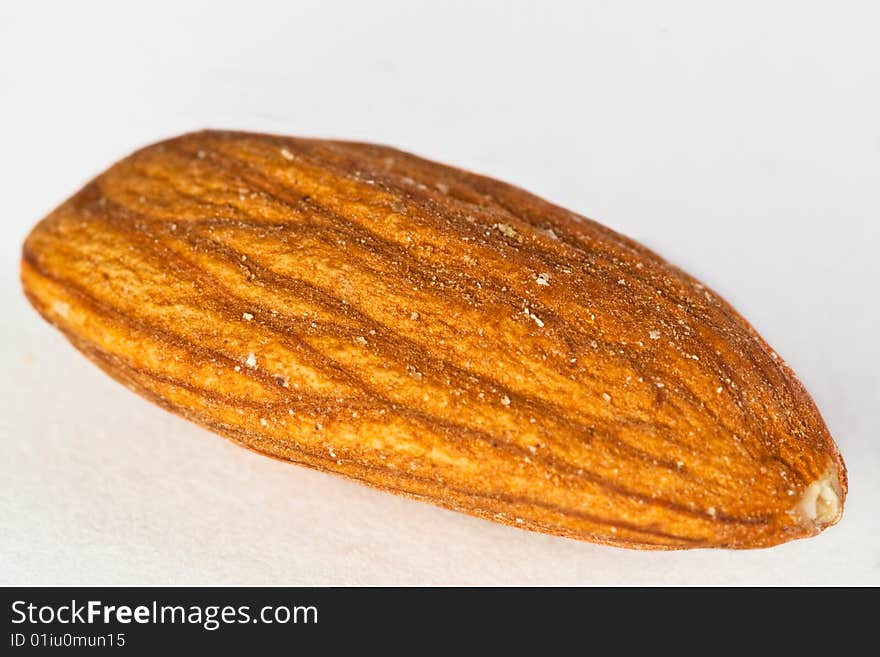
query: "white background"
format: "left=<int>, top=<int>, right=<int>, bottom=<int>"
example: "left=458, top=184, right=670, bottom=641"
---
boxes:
left=1, top=1, right=878, bottom=585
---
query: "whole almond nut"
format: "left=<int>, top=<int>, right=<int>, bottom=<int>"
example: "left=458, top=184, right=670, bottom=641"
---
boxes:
left=20, top=131, right=846, bottom=549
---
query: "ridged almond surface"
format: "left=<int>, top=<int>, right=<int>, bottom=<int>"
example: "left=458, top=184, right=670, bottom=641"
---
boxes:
left=21, top=130, right=846, bottom=549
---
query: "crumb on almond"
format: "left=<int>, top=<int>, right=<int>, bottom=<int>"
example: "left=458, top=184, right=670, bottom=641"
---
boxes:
left=493, top=223, right=517, bottom=238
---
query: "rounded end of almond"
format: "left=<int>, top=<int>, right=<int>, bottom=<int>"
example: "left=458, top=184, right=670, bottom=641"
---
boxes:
left=790, top=463, right=844, bottom=529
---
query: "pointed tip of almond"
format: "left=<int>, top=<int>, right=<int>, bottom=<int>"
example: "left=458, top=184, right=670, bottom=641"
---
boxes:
left=790, top=462, right=844, bottom=530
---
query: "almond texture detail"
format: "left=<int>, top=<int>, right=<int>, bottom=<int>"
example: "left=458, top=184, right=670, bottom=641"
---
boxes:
left=21, top=131, right=847, bottom=549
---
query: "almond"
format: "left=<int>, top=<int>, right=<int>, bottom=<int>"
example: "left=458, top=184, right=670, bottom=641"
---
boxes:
left=20, top=130, right=846, bottom=549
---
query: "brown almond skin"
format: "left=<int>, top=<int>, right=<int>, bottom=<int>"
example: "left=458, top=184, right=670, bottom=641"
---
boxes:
left=20, top=130, right=846, bottom=549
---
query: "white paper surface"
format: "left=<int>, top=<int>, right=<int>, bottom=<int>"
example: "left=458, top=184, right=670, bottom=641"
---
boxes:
left=2, top=0, right=878, bottom=585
